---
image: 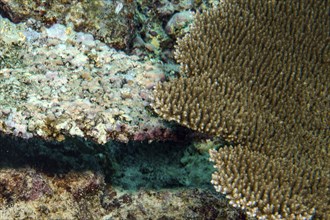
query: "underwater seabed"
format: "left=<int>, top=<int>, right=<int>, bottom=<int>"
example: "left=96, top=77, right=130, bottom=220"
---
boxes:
left=0, top=134, right=245, bottom=219
left=0, top=1, right=247, bottom=218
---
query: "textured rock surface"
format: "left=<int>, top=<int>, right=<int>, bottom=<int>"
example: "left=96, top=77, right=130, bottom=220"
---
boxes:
left=0, top=0, right=134, bottom=49
left=0, top=16, right=180, bottom=144
left=0, top=0, right=222, bottom=59
left=133, top=0, right=220, bottom=62
left=0, top=168, right=244, bottom=220
left=0, top=135, right=244, bottom=220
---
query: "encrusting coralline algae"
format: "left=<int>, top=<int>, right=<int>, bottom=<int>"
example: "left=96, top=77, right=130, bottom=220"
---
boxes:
left=0, top=15, right=176, bottom=144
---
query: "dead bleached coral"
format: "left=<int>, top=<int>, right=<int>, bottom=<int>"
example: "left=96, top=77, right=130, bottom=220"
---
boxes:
left=0, top=16, right=178, bottom=144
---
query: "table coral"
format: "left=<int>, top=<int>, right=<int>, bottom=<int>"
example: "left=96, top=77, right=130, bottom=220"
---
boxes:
left=152, top=0, right=329, bottom=219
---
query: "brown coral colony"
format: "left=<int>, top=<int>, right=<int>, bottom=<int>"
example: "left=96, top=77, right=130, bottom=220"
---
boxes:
left=152, top=0, right=329, bottom=219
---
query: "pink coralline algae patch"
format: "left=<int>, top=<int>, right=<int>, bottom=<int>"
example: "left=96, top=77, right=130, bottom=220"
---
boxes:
left=133, top=127, right=178, bottom=142
left=0, top=19, right=180, bottom=144
left=53, top=171, right=105, bottom=201
left=23, top=172, right=53, bottom=201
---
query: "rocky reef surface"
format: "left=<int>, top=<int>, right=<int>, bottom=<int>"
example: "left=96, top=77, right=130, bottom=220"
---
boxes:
left=0, top=134, right=244, bottom=219
left=0, top=15, right=179, bottom=144
left=0, top=168, right=242, bottom=219
left=0, top=0, right=221, bottom=61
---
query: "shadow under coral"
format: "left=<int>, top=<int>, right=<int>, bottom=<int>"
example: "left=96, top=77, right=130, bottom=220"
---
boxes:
left=0, top=133, right=244, bottom=219
left=0, top=133, right=214, bottom=190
